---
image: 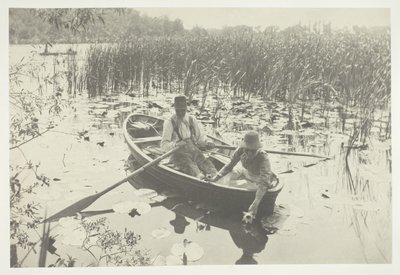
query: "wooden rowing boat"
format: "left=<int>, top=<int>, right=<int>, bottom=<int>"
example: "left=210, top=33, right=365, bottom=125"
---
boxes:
left=123, top=113, right=283, bottom=217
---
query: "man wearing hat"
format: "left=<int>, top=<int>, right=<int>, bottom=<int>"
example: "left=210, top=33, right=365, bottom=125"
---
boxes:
left=210, top=131, right=278, bottom=222
left=161, top=95, right=218, bottom=179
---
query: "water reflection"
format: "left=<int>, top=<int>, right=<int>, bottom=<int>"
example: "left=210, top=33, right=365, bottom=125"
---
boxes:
left=79, top=96, right=390, bottom=264
left=88, top=156, right=270, bottom=265
left=80, top=178, right=270, bottom=265
left=230, top=223, right=268, bottom=264
left=169, top=214, right=190, bottom=234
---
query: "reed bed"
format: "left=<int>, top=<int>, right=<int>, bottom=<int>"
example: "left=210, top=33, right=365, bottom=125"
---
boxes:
left=82, top=26, right=390, bottom=138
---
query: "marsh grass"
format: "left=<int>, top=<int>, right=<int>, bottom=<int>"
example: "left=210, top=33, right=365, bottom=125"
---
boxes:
left=82, top=27, right=390, bottom=140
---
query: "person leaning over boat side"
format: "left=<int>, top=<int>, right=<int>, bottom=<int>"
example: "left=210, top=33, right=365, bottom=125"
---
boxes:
left=161, top=95, right=218, bottom=179
left=210, top=131, right=278, bottom=223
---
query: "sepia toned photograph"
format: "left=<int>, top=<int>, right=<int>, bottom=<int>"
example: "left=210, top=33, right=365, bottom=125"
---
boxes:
left=4, top=1, right=398, bottom=273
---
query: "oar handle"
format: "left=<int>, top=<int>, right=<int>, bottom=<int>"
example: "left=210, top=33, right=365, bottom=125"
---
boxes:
left=213, top=144, right=331, bottom=159
left=97, top=147, right=180, bottom=196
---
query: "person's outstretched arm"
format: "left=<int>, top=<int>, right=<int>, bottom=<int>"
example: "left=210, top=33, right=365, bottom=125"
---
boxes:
left=211, top=147, right=242, bottom=181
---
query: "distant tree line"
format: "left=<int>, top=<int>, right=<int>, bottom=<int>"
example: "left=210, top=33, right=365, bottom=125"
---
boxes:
left=9, top=8, right=185, bottom=44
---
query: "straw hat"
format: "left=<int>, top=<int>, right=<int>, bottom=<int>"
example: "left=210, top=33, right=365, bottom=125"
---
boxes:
left=240, top=131, right=262, bottom=150
left=174, top=96, right=187, bottom=110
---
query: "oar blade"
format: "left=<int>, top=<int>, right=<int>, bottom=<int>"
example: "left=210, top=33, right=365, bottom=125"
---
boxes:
left=42, top=147, right=179, bottom=223
left=43, top=193, right=99, bottom=223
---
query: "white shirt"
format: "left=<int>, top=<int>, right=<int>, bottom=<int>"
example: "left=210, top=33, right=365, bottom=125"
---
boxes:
left=161, top=114, right=206, bottom=151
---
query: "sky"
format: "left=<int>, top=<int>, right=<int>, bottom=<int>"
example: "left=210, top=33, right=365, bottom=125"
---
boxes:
left=134, top=8, right=390, bottom=30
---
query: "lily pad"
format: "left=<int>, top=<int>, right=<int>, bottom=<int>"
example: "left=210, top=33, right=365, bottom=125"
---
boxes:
left=152, top=227, right=172, bottom=239
left=112, top=201, right=136, bottom=213
left=58, top=216, right=81, bottom=229
left=61, top=228, right=86, bottom=246
left=132, top=202, right=152, bottom=214
left=56, top=217, right=86, bottom=246
left=171, top=240, right=204, bottom=262
left=112, top=201, right=151, bottom=215
left=135, top=188, right=158, bottom=198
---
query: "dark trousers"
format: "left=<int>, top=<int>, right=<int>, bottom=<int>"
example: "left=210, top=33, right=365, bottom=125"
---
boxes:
left=170, top=141, right=217, bottom=178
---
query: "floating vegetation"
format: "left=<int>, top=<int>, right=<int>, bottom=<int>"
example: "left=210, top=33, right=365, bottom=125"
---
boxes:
left=82, top=27, right=390, bottom=143
left=171, top=239, right=204, bottom=262
left=151, top=227, right=172, bottom=239
left=112, top=201, right=138, bottom=213
left=112, top=201, right=151, bottom=215
left=261, top=204, right=309, bottom=236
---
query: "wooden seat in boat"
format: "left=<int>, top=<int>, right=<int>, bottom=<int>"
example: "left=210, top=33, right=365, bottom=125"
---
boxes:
left=133, top=136, right=162, bottom=143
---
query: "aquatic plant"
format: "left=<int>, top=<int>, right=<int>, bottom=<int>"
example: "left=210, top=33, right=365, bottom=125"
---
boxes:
left=9, top=46, right=82, bottom=268
left=80, top=217, right=151, bottom=266
left=82, top=25, right=390, bottom=142
left=9, top=47, right=76, bottom=149
left=9, top=160, right=52, bottom=267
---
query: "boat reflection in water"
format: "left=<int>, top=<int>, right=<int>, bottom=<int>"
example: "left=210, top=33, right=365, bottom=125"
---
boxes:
left=158, top=204, right=268, bottom=265
left=129, top=157, right=270, bottom=265
left=230, top=223, right=268, bottom=264
left=81, top=157, right=270, bottom=265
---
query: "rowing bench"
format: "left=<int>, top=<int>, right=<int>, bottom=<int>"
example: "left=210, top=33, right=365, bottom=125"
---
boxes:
left=133, top=136, right=162, bottom=144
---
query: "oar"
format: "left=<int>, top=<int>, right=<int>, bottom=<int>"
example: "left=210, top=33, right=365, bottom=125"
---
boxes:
left=43, top=147, right=179, bottom=223
left=213, top=144, right=331, bottom=159
left=276, top=157, right=331, bottom=175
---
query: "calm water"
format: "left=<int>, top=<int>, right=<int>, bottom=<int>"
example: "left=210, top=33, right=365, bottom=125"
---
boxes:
left=9, top=44, right=392, bottom=266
